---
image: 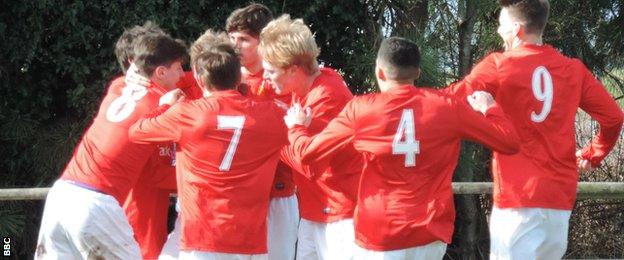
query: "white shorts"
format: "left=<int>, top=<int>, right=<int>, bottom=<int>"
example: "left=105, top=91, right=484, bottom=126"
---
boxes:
left=267, top=195, right=299, bottom=260
left=353, top=241, right=447, bottom=260
left=179, top=251, right=267, bottom=260
left=159, top=214, right=181, bottom=260
left=296, top=218, right=356, bottom=260
left=489, top=207, right=571, bottom=260
left=35, top=180, right=141, bottom=260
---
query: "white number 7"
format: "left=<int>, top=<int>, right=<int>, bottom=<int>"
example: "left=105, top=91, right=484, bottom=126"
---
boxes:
left=392, top=109, right=420, bottom=167
left=217, top=116, right=245, bottom=171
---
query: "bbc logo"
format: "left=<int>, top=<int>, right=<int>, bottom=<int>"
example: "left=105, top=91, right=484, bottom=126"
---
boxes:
left=3, top=237, right=10, bottom=257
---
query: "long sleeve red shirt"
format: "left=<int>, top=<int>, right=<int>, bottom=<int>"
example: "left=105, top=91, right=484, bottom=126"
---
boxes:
left=288, top=85, right=520, bottom=250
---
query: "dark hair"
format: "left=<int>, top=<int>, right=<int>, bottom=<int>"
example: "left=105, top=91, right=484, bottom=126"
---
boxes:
left=377, top=37, right=421, bottom=81
left=499, top=0, right=550, bottom=34
left=194, top=45, right=241, bottom=91
left=114, top=21, right=167, bottom=73
left=132, top=34, right=188, bottom=77
left=225, top=3, right=273, bottom=37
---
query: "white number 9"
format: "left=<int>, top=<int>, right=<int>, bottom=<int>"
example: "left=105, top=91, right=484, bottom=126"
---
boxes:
left=530, top=66, right=553, bottom=123
left=106, top=84, right=148, bottom=123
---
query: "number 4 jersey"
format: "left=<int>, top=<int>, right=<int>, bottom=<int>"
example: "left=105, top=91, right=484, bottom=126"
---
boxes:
left=61, top=76, right=168, bottom=204
left=128, top=90, right=288, bottom=254
left=444, top=44, right=624, bottom=210
left=287, top=85, right=520, bottom=250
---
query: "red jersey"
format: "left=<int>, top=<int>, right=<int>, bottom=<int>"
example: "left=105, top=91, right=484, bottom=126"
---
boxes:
left=445, top=44, right=623, bottom=210
left=128, top=90, right=288, bottom=254
left=177, top=71, right=204, bottom=100
left=288, top=85, right=520, bottom=250
left=61, top=77, right=168, bottom=203
left=242, top=68, right=295, bottom=198
left=280, top=67, right=363, bottom=222
left=123, top=143, right=176, bottom=259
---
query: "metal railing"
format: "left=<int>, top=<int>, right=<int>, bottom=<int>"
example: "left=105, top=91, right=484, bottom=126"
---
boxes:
left=1, top=182, right=623, bottom=201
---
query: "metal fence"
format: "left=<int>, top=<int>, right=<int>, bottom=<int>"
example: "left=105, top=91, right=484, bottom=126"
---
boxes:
left=1, top=182, right=623, bottom=201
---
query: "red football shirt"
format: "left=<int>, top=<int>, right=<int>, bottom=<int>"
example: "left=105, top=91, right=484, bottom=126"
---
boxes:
left=444, top=44, right=623, bottom=210
left=242, top=68, right=295, bottom=198
left=288, top=85, right=520, bottom=250
left=176, top=71, right=204, bottom=100
left=123, top=143, right=176, bottom=259
left=61, top=77, right=168, bottom=203
left=128, top=90, right=288, bottom=254
left=280, top=67, right=363, bottom=222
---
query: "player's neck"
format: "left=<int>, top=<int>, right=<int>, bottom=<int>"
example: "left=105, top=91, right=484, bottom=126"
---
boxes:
left=513, top=35, right=543, bottom=49
left=294, top=69, right=321, bottom=97
left=150, top=77, right=171, bottom=91
left=380, top=80, right=413, bottom=92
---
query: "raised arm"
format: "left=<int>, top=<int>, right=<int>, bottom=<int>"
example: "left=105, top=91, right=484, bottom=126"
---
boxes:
left=281, top=100, right=357, bottom=179
left=456, top=91, right=520, bottom=154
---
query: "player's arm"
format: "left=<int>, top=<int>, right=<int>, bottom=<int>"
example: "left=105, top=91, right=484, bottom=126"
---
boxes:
left=443, top=53, right=501, bottom=99
left=282, top=99, right=357, bottom=179
left=577, top=62, right=624, bottom=169
left=128, top=97, right=188, bottom=144
left=456, top=91, right=520, bottom=154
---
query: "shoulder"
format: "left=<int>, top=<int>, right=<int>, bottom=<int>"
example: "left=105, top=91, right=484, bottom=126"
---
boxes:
left=314, top=67, right=352, bottom=96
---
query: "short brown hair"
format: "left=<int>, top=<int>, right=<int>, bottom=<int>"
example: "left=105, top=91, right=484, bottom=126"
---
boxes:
left=132, top=34, right=188, bottom=77
left=225, top=3, right=273, bottom=37
left=258, top=14, right=320, bottom=75
left=193, top=37, right=241, bottom=91
left=500, top=0, right=550, bottom=35
left=190, top=29, right=231, bottom=67
left=114, top=21, right=167, bottom=73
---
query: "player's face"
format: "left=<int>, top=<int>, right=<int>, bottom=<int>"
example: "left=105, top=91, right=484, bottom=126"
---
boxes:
left=497, top=8, right=516, bottom=51
left=262, top=60, right=293, bottom=95
left=229, top=31, right=261, bottom=68
left=160, top=60, right=185, bottom=90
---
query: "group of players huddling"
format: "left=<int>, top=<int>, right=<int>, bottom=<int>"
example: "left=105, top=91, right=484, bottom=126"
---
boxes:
left=34, top=0, right=623, bottom=259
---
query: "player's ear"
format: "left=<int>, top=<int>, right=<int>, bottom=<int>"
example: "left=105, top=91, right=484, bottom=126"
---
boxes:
left=154, top=65, right=166, bottom=78
left=512, top=22, right=522, bottom=38
left=414, top=68, right=421, bottom=81
left=376, top=65, right=386, bottom=82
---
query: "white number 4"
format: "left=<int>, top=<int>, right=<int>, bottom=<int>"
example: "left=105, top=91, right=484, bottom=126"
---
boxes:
left=217, top=115, right=245, bottom=171
left=393, top=109, right=420, bottom=167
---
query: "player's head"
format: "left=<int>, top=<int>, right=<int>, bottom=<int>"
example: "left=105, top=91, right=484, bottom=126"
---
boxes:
left=190, top=29, right=232, bottom=66
left=258, top=14, right=320, bottom=95
left=375, top=37, right=421, bottom=91
left=226, top=3, right=273, bottom=68
left=132, top=34, right=188, bottom=90
left=498, top=0, right=550, bottom=50
left=114, top=21, right=167, bottom=74
left=191, top=30, right=241, bottom=92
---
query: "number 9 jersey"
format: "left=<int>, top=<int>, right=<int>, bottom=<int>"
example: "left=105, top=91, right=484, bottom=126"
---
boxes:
left=444, top=44, right=624, bottom=210
left=61, top=76, right=169, bottom=204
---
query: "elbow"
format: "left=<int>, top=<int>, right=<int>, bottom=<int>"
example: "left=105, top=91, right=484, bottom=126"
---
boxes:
left=127, top=124, right=145, bottom=144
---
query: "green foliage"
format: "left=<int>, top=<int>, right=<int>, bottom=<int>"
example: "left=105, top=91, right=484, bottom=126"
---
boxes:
left=0, top=0, right=622, bottom=258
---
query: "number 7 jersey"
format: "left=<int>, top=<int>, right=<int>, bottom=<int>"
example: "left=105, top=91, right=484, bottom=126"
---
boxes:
left=445, top=44, right=624, bottom=210
left=129, top=90, right=288, bottom=254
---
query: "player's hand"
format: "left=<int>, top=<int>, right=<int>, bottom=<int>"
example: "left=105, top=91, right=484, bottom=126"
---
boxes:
left=125, top=63, right=151, bottom=87
left=467, top=91, right=495, bottom=115
left=274, top=100, right=289, bottom=112
left=576, top=150, right=594, bottom=173
left=284, top=103, right=312, bottom=129
left=159, top=88, right=186, bottom=106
